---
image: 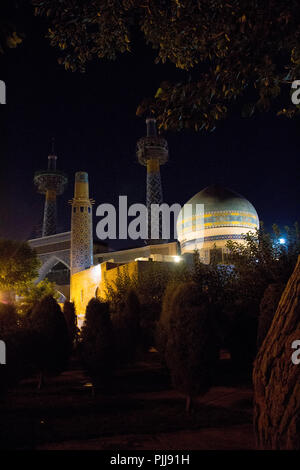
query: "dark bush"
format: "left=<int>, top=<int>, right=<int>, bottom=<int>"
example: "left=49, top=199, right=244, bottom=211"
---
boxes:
left=0, top=304, right=33, bottom=395
left=29, top=295, right=70, bottom=388
left=155, top=281, right=178, bottom=360
left=63, top=300, right=79, bottom=349
left=226, top=301, right=258, bottom=374
left=112, top=289, right=141, bottom=364
left=165, top=282, right=219, bottom=412
left=81, top=298, right=114, bottom=392
left=257, top=283, right=285, bottom=350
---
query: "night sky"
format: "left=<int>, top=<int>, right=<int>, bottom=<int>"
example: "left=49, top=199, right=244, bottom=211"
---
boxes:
left=0, top=6, right=299, bottom=250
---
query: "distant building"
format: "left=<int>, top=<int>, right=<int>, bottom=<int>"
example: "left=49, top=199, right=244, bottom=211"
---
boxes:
left=177, top=184, right=259, bottom=264
left=29, top=128, right=259, bottom=324
left=27, top=231, right=107, bottom=302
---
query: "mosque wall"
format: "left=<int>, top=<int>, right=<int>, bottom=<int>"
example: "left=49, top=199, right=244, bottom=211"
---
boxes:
left=70, top=259, right=177, bottom=327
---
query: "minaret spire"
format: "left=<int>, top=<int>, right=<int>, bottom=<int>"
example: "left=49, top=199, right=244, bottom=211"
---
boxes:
left=34, top=141, right=68, bottom=237
left=69, top=172, right=94, bottom=275
left=136, top=118, right=169, bottom=243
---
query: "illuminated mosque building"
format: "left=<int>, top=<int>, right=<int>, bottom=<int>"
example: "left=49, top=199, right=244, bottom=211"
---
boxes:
left=28, top=119, right=259, bottom=324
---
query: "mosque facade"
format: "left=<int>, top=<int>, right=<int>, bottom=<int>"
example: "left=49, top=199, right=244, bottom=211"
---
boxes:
left=28, top=121, right=259, bottom=324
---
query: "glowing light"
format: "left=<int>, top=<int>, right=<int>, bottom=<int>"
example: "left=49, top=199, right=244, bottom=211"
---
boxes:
left=173, top=256, right=181, bottom=263
left=279, top=238, right=286, bottom=245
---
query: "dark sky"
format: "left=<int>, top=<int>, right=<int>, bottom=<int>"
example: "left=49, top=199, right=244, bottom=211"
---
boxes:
left=0, top=5, right=299, bottom=250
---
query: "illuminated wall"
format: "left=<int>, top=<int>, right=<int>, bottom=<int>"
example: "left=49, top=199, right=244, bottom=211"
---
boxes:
left=70, top=259, right=178, bottom=327
left=70, top=264, right=102, bottom=327
left=70, top=261, right=138, bottom=327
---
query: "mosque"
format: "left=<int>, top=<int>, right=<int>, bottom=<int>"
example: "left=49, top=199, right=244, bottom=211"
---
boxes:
left=28, top=119, right=259, bottom=325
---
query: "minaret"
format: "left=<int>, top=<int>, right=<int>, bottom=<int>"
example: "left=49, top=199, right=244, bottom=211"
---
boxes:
left=136, top=118, right=169, bottom=242
left=70, top=172, right=94, bottom=275
left=34, top=139, right=68, bottom=237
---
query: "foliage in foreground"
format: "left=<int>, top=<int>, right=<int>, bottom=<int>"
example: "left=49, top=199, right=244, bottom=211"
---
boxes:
left=33, top=0, right=300, bottom=131
left=257, top=283, right=285, bottom=350
left=112, top=289, right=141, bottom=365
left=0, top=239, right=40, bottom=294
left=29, top=296, right=70, bottom=388
left=0, top=1, right=24, bottom=55
left=17, top=279, right=59, bottom=315
left=63, top=300, right=79, bottom=348
left=80, top=298, right=114, bottom=391
left=253, top=255, right=300, bottom=449
left=103, top=262, right=189, bottom=348
left=0, top=303, right=34, bottom=394
left=226, top=223, right=300, bottom=303
left=223, top=224, right=300, bottom=369
left=164, top=282, right=219, bottom=412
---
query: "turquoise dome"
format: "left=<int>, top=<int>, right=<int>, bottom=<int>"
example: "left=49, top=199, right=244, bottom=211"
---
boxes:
left=177, top=185, right=259, bottom=251
left=185, top=185, right=258, bottom=218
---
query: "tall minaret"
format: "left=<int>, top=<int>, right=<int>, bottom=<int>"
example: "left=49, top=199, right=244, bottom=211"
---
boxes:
left=70, top=172, right=94, bottom=275
left=136, top=118, right=169, bottom=242
left=34, top=139, right=68, bottom=237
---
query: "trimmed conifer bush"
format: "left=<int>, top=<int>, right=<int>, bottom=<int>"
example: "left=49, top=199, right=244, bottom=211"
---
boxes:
left=81, top=298, right=114, bottom=392
left=112, top=289, right=141, bottom=364
left=29, top=295, right=70, bottom=388
left=165, top=282, right=219, bottom=412
left=63, top=300, right=78, bottom=349
left=155, top=281, right=178, bottom=359
left=0, top=303, right=33, bottom=395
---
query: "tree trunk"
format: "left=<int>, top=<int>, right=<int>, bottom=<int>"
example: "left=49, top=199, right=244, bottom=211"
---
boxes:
left=37, top=371, right=44, bottom=390
left=253, top=255, right=300, bottom=449
left=185, top=395, right=192, bottom=413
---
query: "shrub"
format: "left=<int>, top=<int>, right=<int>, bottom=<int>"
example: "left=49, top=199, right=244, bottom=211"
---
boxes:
left=165, top=282, right=219, bottom=412
left=80, top=298, right=114, bottom=392
left=29, top=295, right=70, bottom=388
left=63, top=300, right=79, bottom=348
left=155, top=281, right=178, bottom=359
left=226, top=301, right=258, bottom=375
left=112, top=289, right=141, bottom=364
left=0, top=303, right=33, bottom=395
left=257, top=283, right=285, bottom=349
left=104, top=262, right=189, bottom=349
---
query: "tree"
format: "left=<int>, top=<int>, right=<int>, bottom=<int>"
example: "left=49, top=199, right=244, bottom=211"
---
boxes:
left=0, top=239, right=40, bottom=295
left=112, top=289, right=141, bottom=364
left=33, top=0, right=300, bottom=131
left=17, top=279, right=59, bottom=315
left=63, top=301, right=79, bottom=349
left=191, top=250, right=235, bottom=350
left=29, top=295, right=70, bottom=389
left=165, top=282, right=219, bottom=412
left=253, top=255, right=300, bottom=449
left=80, top=298, right=114, bottom=393
left=226, top=223, right=300, bottom=311
left=225, top=223, right=299, bottom=371
left=0, top=1, right=24, bottom=55
left=155, top=280, right=178, bottom=359
left=226, top=305, right=258, bottom=374
left=0, top=303, right=33, bottom=395
left=257, top=282, right=285, bottom=349
left=103, top=262, right=188, bottom=349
